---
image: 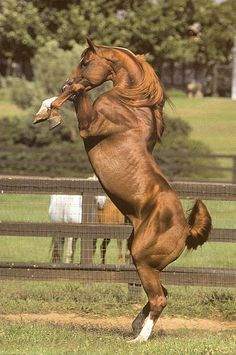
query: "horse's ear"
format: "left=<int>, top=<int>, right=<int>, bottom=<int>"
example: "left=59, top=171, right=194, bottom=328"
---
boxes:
left=86, top=37, right=96, bottom=53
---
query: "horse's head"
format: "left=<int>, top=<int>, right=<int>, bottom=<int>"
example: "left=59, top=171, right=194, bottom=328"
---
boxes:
left=62, top=38, right=113, bottom=92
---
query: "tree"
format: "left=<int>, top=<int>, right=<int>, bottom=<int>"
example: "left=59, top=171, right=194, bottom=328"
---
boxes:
left=0, top=0, right=47, bottom=76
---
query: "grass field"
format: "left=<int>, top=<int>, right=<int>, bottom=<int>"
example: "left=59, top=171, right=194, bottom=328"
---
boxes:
left=165, top=92, right=236, bottom=155
left=0, top=280, right=235, bottom=354
left=1, top=281, right=235, bottom=320
left=0, top=321, right=235, bottom=355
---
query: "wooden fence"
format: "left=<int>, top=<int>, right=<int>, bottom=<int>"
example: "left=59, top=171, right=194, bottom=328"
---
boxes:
left=0, top=175, right=235, bottom=287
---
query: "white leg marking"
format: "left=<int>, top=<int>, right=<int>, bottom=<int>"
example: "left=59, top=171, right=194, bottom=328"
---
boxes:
left=129, top=314, right=154, bottom=343
left=36, top=96, right=58, bottom=115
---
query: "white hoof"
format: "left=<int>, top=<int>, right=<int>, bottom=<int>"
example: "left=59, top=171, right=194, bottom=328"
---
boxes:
left=128, top=335, right=148, bottom=343
left=34, top=96, right=58, bottom=123
left=129, top=315, right=154, bottom=343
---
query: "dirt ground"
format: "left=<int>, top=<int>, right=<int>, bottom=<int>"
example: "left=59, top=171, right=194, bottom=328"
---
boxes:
left=1, top=313, right=236, bottom=332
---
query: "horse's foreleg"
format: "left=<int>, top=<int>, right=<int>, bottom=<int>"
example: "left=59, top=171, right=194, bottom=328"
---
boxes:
left=71, top=237, right=78, bottom=263
left=33, top=82, right=85, bottom=128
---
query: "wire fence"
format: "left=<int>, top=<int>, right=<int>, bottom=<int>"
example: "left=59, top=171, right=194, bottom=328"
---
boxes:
left=0, top=175, right=235, bottom=288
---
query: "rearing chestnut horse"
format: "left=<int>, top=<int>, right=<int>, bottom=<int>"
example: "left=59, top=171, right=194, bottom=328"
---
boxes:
left=34, top=39, right=211, bottom=342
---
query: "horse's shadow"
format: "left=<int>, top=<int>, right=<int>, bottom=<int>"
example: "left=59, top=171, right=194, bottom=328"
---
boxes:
left=62, top=322, right=168, bottom=341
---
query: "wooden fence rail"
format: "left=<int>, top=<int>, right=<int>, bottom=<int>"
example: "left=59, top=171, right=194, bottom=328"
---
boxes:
left=0, top=175, right=235, bottom=287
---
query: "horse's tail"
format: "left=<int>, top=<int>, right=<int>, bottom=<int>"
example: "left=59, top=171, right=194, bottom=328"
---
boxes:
left=186, top=200, right=212, bottom=250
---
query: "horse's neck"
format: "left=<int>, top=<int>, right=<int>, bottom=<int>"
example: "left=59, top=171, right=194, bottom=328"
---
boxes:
left=110, top=50, right=143, bottom=89
left=73, top=91, right=93, bottom=130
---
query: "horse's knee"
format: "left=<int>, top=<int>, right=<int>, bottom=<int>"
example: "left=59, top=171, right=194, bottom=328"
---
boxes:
left=93, top=239, right=97, bottom=255
left=150, top=295, right=167, bottom=315
left=130, top=243, right=145, bottom=265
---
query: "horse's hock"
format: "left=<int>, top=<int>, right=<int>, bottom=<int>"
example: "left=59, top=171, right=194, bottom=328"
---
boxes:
left=0, top=175, right=235, bottom=289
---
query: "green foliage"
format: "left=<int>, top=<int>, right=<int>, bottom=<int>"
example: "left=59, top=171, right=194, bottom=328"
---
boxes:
left=0, top=0, right=236, bottom=77
left=7, top=77, right=35, bottom=109
left=0, top=116, right=92, bottom=177
left=0, top=0, right=46, bottom=62
left=0, top=113, right=219, bottom=179
left=32, top=40, right=85, bottom=98
left=155, top=116, right=221, bottom=180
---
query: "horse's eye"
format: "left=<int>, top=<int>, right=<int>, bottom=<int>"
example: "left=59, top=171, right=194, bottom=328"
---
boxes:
left=81, top=60, right=89, bottom=68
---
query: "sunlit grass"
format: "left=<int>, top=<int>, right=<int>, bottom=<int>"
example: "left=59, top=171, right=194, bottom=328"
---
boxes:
left=165, top=96, right=236, bottom=155
left=0, top=281, right=235, bottom=320
left=0, top=321, right=235, bottom=355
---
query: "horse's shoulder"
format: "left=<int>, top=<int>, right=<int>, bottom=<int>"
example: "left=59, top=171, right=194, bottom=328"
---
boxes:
left=93, top=92, right=120, bottom=118
left=94, top=92, right=114, bottom=108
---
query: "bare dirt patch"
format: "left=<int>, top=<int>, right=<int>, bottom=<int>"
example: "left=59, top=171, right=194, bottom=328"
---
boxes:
left=1, top=313, right=236, bottom=332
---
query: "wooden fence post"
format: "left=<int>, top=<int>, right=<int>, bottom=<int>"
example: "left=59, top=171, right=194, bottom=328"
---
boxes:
left=80, top=193, right=96, bottom=264
left=232, top=157, right=236, bottom=184
left=128, top=282, right=142, bottom=299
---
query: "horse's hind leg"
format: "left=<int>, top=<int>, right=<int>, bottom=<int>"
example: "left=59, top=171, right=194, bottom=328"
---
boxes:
left=128, top=223, right=169, bottom=343
left=71, top=237, right=78, bottom=263
left=131, top=284, right=168, bottom=335
left=65, top=237, right=78, bottom=263
left=51, top=237, right=65, bottom=263
left=129, top=265, right=167, bottom=343
left=100, top=238, right=110, bottom=264
left=117, top=240, right=123, bottom=263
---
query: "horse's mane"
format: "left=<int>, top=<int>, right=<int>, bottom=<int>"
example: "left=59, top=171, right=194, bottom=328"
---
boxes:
left=96, top=45, right=168, bottom=140
left=115, top=52, right=167, bottom=140
left=116, top=54, right=165, bottom=106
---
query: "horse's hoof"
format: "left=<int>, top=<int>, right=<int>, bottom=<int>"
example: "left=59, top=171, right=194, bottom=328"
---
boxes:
left=48, top=116, right=62, bottom=130
left=33, top=109, right=51, bottom=124
left=127, top=336, right=147, bottom=343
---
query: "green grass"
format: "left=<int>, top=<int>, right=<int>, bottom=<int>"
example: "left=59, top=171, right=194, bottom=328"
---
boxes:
left=165, top=96, right=236, bottom=155
left=0, top=281, right=235, bottom=320
left=0, top=321, right=235, bottom=355
left=0, top=280, right=235, bottom=354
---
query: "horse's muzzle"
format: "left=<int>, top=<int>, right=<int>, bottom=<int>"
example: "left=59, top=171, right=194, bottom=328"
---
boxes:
left=61, top=80, right=77, bottom=101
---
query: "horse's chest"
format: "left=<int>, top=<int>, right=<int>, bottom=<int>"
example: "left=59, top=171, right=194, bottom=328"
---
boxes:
left=86, top=139, right=133, bottom=195
left=87, top=141, right=127, bottom=176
